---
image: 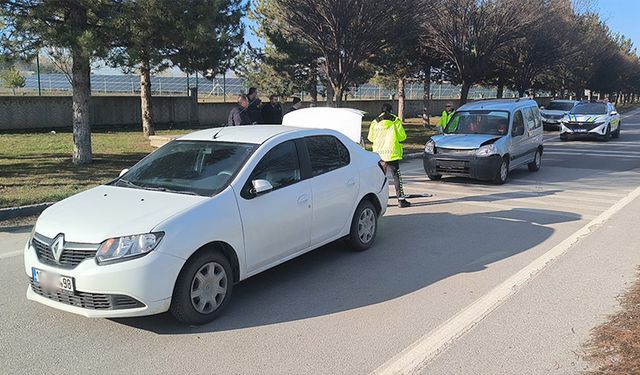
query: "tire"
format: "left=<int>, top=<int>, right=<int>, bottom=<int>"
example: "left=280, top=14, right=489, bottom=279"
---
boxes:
left=347, top=199, right=378, bottom=251
left=427, top=174, right=442, bottom=181
left=602, top=124, right=611, bottom=142
left=528, top=149, right=542, bottom=172
left=560, top=134, right=569, bottom=141
left=612, top=122, right=621, bottom=139
left=170, top=250, right=234, bottom=325
left=494, top=158, right=509, bottom=185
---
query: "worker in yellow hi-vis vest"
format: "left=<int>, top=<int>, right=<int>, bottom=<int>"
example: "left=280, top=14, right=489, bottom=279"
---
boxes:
left=438, top=102, right=455, bottom=130
left=367, top=103, right=411, bottom=208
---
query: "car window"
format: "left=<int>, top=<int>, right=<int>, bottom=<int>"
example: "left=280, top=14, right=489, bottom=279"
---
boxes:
left=512, top=110, right=525, bottom=137
left=305, top=135, right=350, bottom=176
left=531, top=106, right=542, bottom=128
left=113, top=141, right=256, bottom=196
left=523, top=107, right=537, bottom=131
left=245, top=140, right=301, bottom=196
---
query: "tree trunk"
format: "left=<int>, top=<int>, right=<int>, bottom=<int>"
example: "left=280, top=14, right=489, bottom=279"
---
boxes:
left=422, top=63, right=431, bottom=127
left=309, top=70, right=318, bottom=106
left=139, top=60, right=154, bottom=138
left=397, top=77, right=405, bottom=121
left=335, top=85, right=343, bottom=108
left=326, top=83, right=334, bottom=107
left=460, top=81, right=471, bottom=105
left=70, top=7, right=92, bottom=165
left=496, top=80, right=504, bottom=99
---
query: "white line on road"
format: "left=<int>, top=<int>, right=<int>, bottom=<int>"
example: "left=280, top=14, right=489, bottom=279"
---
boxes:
left=0, top=250, right=23, bottom=260
left=372, top=183, right=640, bottom=375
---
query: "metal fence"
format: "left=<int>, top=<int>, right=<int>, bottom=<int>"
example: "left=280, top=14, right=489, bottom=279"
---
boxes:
left=0, top=73, right=522, bottom=100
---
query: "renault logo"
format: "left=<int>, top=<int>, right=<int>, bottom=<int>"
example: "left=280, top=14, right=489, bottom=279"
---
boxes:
left=51, top=234, right=65, bottom=263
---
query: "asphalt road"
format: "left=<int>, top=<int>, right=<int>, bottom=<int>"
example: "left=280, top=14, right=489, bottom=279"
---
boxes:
left=2, top=109, right=640, bottom=375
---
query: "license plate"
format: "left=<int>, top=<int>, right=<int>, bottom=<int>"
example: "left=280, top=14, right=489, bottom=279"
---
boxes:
left=574, top=128, right=587, bottom=133
left=32, top=268, right=74, bottom=293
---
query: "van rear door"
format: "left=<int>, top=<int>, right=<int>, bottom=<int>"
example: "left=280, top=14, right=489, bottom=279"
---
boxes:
left=282, top=107, right=365, bottom=144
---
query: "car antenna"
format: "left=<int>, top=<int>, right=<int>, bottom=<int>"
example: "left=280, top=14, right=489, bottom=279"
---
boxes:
left=212, top=124, right=228, bottom=139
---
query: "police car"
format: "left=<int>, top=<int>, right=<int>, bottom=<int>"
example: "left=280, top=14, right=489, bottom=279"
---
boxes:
left=559, top=101, right=621, bottom=141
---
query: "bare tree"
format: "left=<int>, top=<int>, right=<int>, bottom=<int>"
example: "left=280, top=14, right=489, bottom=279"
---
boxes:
left=421, top=0, right=542, bottom=104
left=275, top=0, right=418, bottom=107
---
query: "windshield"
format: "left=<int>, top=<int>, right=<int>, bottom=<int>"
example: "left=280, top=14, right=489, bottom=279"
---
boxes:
left=444, top=110, right=510, bottom=136
left=546, top=102, right=575, bottom=111
left=571, top=103, right=607, bottom=115
left=112, top=140, right=256, bottom=196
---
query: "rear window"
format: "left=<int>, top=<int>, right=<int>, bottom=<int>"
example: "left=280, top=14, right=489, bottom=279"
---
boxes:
left=305, top=136, right=350, bottom=176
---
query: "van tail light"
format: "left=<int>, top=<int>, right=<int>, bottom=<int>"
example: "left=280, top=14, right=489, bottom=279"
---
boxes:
left=378, top=160, right=388, bottom=175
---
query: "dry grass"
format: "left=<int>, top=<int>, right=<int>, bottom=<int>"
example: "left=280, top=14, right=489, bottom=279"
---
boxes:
left=582, top=269, right=640, bottom=374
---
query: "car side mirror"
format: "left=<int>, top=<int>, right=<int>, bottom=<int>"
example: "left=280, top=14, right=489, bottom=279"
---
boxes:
left=539, top=106, right=545, bottom=110
left=611, top=111, right=618, bottom=116
left=119, top=168, right=129, bottom=177
left=251, top=179, right=273, bottom=196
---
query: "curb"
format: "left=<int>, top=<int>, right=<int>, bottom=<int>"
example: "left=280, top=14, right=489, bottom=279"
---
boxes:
left=0, top=202, right=54, bottom=221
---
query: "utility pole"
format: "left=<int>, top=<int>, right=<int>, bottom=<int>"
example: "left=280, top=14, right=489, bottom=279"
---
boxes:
left=36, top=52, right=42, bottom=96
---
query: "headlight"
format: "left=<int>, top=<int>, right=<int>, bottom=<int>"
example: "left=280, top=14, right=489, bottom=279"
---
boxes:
left=96, top=232, right=164, bottom=265
left=476, top=144, right=498, bottom=157
left=425, top=140, right=435, bottom=154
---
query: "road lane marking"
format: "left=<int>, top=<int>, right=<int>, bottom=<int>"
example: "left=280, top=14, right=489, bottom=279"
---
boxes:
left=0, top=250, right=23, bottom=260
left=544, top=151, right=640, bottom=159
left=373, top=183, right=640, bottom=375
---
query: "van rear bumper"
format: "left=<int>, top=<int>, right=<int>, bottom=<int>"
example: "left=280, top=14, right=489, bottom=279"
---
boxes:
left=423, top=153, right=502, bottom=181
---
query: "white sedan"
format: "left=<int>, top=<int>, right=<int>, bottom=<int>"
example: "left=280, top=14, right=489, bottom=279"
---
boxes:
left=24, top=110, right=389, bottom=325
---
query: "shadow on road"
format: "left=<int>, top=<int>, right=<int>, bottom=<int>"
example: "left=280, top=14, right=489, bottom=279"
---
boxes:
left=112, top=207, right=581, bottom=334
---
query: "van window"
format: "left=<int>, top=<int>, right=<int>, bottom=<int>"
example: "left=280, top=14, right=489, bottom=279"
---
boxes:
left=523, top=107, right=536, bottom=131
left=530, top=106, right=542, bottom=128
left=512, top=110, right=525, bottom=137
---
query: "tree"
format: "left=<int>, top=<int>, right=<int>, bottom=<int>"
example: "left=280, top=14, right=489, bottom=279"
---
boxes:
left=1, top=1, right=120, bottom=164
left=496, top=0, right=573, bottom=96
left=108, top=0, right=244, bottom=138
left=0, top=66, right=25, bottom=94
left=421, top=0, right=542, bottom=104
left=274, top=0, right=417, bottom=107
left=247, top=0, right=323, bottom=104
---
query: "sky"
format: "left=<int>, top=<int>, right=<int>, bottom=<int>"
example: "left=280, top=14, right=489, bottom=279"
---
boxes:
left=93, top=0, right=640, bottom=76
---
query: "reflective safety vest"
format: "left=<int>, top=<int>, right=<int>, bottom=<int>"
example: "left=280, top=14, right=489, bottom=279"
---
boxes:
left=367, top=113, right=407, bottom=162
left=439, top=110, right=454, bottom=128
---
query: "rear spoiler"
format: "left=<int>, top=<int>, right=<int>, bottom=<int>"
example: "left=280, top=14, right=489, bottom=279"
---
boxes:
left=282, top=107, right=366, bottom=144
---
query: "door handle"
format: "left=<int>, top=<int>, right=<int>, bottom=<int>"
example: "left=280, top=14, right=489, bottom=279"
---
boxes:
left=346, top=177, right=357, bottom=186
left=297, top=194, right=310, bottom=205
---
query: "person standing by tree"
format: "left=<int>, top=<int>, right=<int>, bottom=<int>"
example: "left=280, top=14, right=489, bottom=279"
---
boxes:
left=228, top=94, right=251, bottom=126
left=261, top=95, right=283, bottom=124
left=247, top=87, right=262, bottom=123
left=438, top=102, right=455, bottom=130
left=368, top=103, right=411, bottom=208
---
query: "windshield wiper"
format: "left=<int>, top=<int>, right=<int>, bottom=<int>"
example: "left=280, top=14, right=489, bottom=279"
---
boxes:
left=117, top=178, right=144, bottom=189
left=140, top=185, right=201, bottom=196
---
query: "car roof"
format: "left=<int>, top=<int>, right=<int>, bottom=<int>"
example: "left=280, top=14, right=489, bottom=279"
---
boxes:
left=457, top=98, right=537, bottom=112
left=550, top=99, right=579, bottom=103
left=178, top=125, right=303, bottom=144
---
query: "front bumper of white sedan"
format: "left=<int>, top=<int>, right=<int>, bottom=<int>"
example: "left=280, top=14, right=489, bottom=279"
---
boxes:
left=24, top=239, right=185, bottom=318
left=560, top=122, right=609, bottom=136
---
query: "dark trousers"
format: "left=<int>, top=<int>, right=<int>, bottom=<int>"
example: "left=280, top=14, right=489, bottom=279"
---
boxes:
left=386, top=160, right=406, bottom=200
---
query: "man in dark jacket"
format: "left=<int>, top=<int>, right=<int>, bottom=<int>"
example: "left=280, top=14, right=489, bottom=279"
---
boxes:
left=247, top=87, right=262, bottom=124
left=261, top=95, right=283, bottom=124
left=227, top=94, right=251, bottom=126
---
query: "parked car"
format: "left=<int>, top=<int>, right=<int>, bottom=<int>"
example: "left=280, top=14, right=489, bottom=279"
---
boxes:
left=423, top=99, right=544, bottom=184
left=559, top=101, right=621, bottom=141
left=24, top=112, right=389, bottom=325
left=540, top=99, right=579, bottom=130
